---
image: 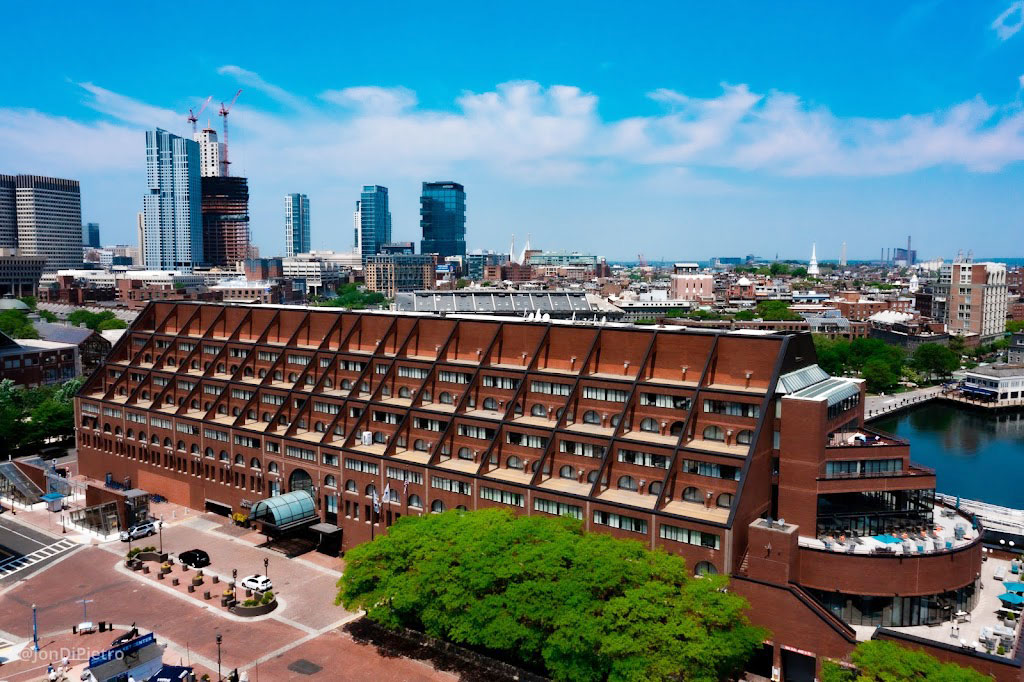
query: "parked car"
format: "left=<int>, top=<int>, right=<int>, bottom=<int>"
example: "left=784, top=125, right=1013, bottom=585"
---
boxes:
left=119, top=521, right=156, bottom=542
left=178, top=549, right=210, bottom=569
left=240, top=574, right=272, bottom=592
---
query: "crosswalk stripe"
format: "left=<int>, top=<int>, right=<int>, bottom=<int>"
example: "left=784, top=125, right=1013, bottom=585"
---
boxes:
left=0, top=539, right=77, bottom=578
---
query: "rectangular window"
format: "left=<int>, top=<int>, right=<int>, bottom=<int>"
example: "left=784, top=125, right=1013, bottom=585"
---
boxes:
left=458, top=424, right=496, bottom=440
left=231, top=388, right=254, bottom=400
left=178, top=342, right=195, bottom=352
left=203, top=345, right=222, bottom=355
left=81, top=403, right=100, bottom=414
left=413, top=417, right=445, bottom=432
left=373, top=410, right=399, bottom=424
left=593, top=510, right=647, bottom=534
left=375, top=363, right=390, bottom=374
left=398, top=366, right=430, bottom=379
left=640, top=393, right=690, bottom=410
left=126, top=412, right=147, bottom=424
left=287, top=354, right=310, bottom=366
left=480, top=487, right=524, bottom=507
left=703, top=400, right=759, bottom=418
left=150, top=417, right=172, bottom=429
left=559, top=440, right=605, bottom=458
left=659, top=524, right=721, bottom=549
left=530, top=381, right=571, bottom=396
left=265, top=441, right=280, bottom=453
left=386, top=467, right=423, bottom=484
left=431, top=476, right=471, bottom=495
left=439, top=370, right=471, bottom=384
left=314, top=401, right=341, bottom=414
left=482, top=375, right=520, bottom=390
left=152, top=376, right=169, bottom=387
left=285, top=445, right=315, bottom=461
left=176, top=423, right=197, bottom=435
left=257, top=351, right=279, bottom=362
left=322, top=453, right=339, bottom=467
left=618, top=449, right=670, bottom=469
left=682, top=459, right=740, bottom=480
left=319, top=357, right=331, bottom=368
left=506, top=432, right=548, bottom=449
left=230, top=348, right=248, bottom=358
left=176, top=380, right=196, bottom=391
left=203, top=384, right=222, bottom=395
left=582, top=386, right=628, bottom=402
left=345, top=458, right=379, bottom=475
left=342, top=360, right=364, bottom=372
left=261, top=393, right=285, bottom=406
left=533, top=498, right=583, bottom=519
left=102, top=407, right=122, bottom=418
left=203, top=428, right=229, bottom=442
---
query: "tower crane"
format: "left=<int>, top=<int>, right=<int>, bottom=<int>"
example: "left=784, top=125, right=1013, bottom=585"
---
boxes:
left=218, top=89, right=242, bottom=176
left=187, top=96, right=213, bottom=136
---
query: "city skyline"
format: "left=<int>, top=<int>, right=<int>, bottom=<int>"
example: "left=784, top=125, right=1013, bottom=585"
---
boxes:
left=1, top=2, right=1023, bottom=260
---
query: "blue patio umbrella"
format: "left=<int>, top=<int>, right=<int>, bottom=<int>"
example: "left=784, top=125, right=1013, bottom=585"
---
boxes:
left=998, top=592, right=1024, bottom=605
left=1002, top=582, right=1024, bottom=594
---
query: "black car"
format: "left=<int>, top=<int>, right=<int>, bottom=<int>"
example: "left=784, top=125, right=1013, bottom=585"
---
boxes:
left=178, top=549, right=210, bottom=568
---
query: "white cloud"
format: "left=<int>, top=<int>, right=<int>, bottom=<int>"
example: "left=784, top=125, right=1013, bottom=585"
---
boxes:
left=2, top=69, right=1024, bottom=252
left=992, top=1, right=1024, bottom=40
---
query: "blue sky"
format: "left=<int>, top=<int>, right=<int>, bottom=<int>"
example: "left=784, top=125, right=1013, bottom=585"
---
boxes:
left=1, top=1, right=1023, bottom=261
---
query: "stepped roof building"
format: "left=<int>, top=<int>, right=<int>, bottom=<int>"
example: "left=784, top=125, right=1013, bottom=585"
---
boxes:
left=76, top=302, right=1008, bottom=680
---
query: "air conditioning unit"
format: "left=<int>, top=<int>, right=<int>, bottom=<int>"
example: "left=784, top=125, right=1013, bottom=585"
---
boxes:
left=361, top=431, right=372, bottom=446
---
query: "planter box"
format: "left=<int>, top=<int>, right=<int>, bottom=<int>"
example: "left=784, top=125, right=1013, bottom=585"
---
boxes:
left=136, top=551, right=168, bottom=563
left=191, top=577, right=203, bottom=587
left=230, top=599, right=278, bottom=617
left=160, top=566, right=171, bottom=575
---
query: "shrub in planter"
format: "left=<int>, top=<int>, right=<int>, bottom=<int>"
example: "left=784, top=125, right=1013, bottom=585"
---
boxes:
left=998, top=645, right=1006, bottom=655
left=191, top=575, right=203, bottom=586
left=160, top=562, right=172, bottom=574
left=261, top=590, right=274, bottom=605
left=242, top=599, right=259, bottom=607
left=223, top=588, right=234, bottom=597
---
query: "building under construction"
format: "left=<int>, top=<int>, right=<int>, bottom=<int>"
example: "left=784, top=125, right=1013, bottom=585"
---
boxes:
left=200, top=176, right=250, bottom=267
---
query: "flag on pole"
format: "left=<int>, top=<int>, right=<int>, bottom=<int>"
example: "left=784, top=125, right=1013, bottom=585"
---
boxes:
left=372, top=490, right=380, bottom=514
left=403, top=478, right=409, bottom=496
left=383, top=483, right=392, bottom=505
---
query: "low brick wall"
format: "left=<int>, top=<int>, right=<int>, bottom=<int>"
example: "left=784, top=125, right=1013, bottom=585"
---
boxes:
left=230, top=599, right=278, bottom=617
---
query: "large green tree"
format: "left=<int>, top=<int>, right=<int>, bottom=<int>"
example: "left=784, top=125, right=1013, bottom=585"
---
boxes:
left=911, top=343, right=959, bottom=380
left=338, top=509, right=766, bottom=682
left=0, top=309, right=39, bottom=339
left=813, top=336, right=851, bottom=376
left=67, top=309, right=120, bottom=331
left=822, top=640, right=990, bottom=682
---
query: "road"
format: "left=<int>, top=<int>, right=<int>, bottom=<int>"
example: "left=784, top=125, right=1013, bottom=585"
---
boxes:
left=0, top=514, right=78, bottom=585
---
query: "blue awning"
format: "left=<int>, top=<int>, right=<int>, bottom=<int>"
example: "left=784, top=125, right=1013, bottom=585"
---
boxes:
left=962, top=385, right=996, bottom=396
left=248, top=490, right=317, bottom=532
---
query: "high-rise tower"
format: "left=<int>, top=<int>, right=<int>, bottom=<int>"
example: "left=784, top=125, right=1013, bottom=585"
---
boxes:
left=419, top=181, right=466, bottom=260
left=142, top=129, right=203, bottom=271
left=193, top=125, right=224, bottom=178
left=284, top=193, right=310, bottom=258
left=202, top=177, right=250, bottom=266
left=0, top=174, right=83, bottom=272
left=359, top=185, right=391, bottom=262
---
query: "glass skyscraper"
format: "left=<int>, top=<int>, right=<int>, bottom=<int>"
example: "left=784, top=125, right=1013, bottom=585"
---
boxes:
left=359, top=185, right=391, bottom=262
left=284, top=193, right=310, bottom=258
left=419, top=181, right=465, bottom=260
left=85, top=222, right=100, bottom=249
left=142, top=129, right=202, bottom=271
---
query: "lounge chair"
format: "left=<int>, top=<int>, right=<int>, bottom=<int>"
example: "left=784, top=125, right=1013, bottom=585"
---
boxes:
left=994, top=565, right=1007, bottom=581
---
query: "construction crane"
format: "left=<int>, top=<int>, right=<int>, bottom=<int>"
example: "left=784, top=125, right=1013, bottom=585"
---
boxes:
left=637, top=253, right=648, bottom=268
left=218, top=89, right=242, bottom=177
left=187, top=96, right=213, bottom=136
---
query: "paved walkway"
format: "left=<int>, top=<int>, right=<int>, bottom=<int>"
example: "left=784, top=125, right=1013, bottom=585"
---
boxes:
left=865, top=385, right=942, bottom=420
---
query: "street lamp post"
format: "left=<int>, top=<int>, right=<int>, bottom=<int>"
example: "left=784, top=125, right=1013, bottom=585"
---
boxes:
left=216, top=633, right=222, bottom=682
left=158, top=517, right=163, bottom=554
left=32, top=603, right=38, bottom=651
left=232, top=568, right=237, bottom=599
left=263, top=557, right=268, bottom=580
left=78, top=598, right=93, bottom=623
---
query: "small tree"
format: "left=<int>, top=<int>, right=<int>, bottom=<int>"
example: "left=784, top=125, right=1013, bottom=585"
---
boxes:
left=911, top=343, right=959, bottom=380
left=862, top=357, right=900, bottom=393
left=823, top=640, right=991, bottom=681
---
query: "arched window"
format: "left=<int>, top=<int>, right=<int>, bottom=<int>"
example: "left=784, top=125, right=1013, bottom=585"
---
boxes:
left=191, top=360, right=199, bottom=369
left=250, top=457, right=261, bottom=469
left=244, top=367, right=254, bottom=377
left=190, top=444, right=199, bottom=454
left=324, top=378, right=333, bottom=389
left=439, top=392, right=453, bottom=404
left=587, top=470, right=600, bottom=483
left=219, top=450, right=229, bottom=461
left=421, top=390, right=431, bottom=402
left=408, top=494, right=423, bottom=508
left=694, top=561, right=718, bottom=577
left=258, top=369, right=267, bottom=378
left=138, top=431, right=146, bottom=442
left=176, top=440, right=185, bottom=451
left=506, top=456, right=524, bottom=470
left=273, top=370, right=283, bottom=381
left=289, top=468, right=313, bottom=493
left=736, top=430, right=753, bottom=445
left=344, top=479, right=357, bottom=492
left=341, top=379, right=352, bottom=390
left=399, top=386, right=411, bottom=398
left=288, top=373, right=298, bottom=382
left=640, top=417, right=659, bottom=433
left=683, top=486, right=701, bottom=502
left=458, top=447, right=473, bottom=461
left=103, top=423, right=112, bottom=433
left=414, top=439, right=429, bottom=452
left=483, top=397, right=498, bottom=410
left=324, top=475, right=337, bottom=488
left=190, top=399, right=199, bottom=410
left=126, top=429, right=134, bottom=440
left=583, top=410, right=600, bottom=424
left=431, top=499, right=446, bottom=513
left=268, top=462, right=279, bottom=474
left=649, top=481, right=663, bottom=496
left=559, top=465, right=575, bottom=479
left=234, top=454, right=245, bottom=466
left=315, top=422, right=326, bottom=432
left=365, top=484, right=377, bottom=497
left=617, top=475, right=637, bottom=491
left=381, top=385, right=391, bottom=396
left=115, top=426, right=123, bottom=436
left=717, top=493, right=734, bottom=508
left=702, top=425, right=724, bottom=442
left=163, top=438, right=172, bottom=448
left=531, top=404, right=547, bottom=417
left=232, top=407, right=241, bottom=416
left=373, top=431, right=387, bottom=444
left=141, top=391, right=149, bottom=400
left=611, top=414, right=623, bottom=428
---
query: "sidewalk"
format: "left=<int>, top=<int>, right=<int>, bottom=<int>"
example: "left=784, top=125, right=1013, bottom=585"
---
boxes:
left=865, top=385, right=942, bottom=420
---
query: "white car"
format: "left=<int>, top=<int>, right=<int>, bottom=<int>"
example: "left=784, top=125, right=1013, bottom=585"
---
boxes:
left=119, top=521, right=156, bottom=542
left=240, top=574, right=272, bottom=592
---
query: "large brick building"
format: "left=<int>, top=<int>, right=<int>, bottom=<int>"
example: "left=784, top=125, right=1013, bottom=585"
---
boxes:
left=75, top=302, right=1014, bottom=681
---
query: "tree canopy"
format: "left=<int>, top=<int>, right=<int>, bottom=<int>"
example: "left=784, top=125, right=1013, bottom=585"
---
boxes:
left=755, top=300, right=801, bottom=321
left=0, top=309, right=39, bottom=339
left=0, top=377, right=81, bottom=458
left=337, top=509, right=766, bottom=682
left=68, top=309, right=121, bottom=331
left=317, top=283, right=388, bottom=309
left=822, top=640, right=990, bottom=682
left=910, top=343, right=958, bottom=379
